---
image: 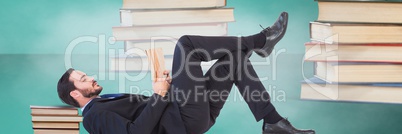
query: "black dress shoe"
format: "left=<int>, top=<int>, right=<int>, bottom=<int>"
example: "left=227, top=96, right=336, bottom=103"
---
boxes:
left=255, top=12, right=288, bottom=57
left=263, top=119, right=315, bottom=134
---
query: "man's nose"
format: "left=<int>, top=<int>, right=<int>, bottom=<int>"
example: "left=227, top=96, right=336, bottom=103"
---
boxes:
left=87, top=76, right=95, bottom=82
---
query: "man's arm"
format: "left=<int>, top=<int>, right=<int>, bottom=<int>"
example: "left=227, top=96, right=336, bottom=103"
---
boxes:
left=83, top=70, right=172, bottom=133
left=83, top=94, right=169, bottom=134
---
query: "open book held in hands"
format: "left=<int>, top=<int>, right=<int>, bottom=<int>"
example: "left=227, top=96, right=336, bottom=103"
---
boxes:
left=145, top=48, right=166, bottom=82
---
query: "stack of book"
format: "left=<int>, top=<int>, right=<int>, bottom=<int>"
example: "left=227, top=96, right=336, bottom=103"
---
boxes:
left=111, top=0, right=235, bottom=71
left=30, top=105, right=82, bottom=134
left=301, top=0, right=402, bottom=103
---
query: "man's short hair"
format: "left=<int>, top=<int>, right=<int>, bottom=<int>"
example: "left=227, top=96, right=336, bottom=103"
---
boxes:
left=57, top=68, right=80, bottom=107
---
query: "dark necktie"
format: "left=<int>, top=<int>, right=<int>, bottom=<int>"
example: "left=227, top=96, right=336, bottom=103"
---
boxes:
left=100, top=94, right=124, bottom=99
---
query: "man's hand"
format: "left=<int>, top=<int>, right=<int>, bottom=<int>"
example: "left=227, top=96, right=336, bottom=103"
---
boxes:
left=152, top=70, right=171, bottom=97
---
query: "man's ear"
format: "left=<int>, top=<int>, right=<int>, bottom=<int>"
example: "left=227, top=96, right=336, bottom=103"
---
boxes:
left=70, top=90, right=81, bottom=99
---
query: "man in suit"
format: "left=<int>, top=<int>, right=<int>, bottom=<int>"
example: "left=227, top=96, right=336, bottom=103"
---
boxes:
left=57, top=12, right=315, bottom=134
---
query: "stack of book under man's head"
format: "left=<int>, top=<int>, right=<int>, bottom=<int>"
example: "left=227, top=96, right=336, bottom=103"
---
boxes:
left=301, top=0, right=402, bottom=103
left=110, top=0, right=235, bottom=72
left=30, top=105, right=82, bottom=134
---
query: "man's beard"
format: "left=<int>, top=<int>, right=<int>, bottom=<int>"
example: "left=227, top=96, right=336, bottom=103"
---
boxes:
left=79, top=87, right=103, bottom=98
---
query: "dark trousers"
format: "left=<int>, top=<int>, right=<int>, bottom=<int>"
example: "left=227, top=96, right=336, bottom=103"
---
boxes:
left=170, top=35, right=274, bottom=134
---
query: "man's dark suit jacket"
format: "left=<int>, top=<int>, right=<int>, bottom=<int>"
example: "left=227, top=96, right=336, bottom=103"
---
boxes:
left=82, top=94, right=187, bottom=134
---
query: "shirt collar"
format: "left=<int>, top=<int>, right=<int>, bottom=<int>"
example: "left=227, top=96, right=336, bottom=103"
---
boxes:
left=81, top=99, right=92, bottom=112
left=81, top=95, right=103, bottom=112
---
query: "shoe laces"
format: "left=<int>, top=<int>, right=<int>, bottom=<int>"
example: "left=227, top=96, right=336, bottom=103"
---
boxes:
left=259, top=24, right=265, bottom=30
left=259, top=24, right=272, bottom=35
left=260, top=24, right=272, bottom=31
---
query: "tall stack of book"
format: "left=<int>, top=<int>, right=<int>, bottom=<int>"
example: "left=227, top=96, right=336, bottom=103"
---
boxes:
left=301, top=0, right=402, bottom=103
left=30, top=105, right=82, bottom=134
left=111, top=0, right=235, bottom=71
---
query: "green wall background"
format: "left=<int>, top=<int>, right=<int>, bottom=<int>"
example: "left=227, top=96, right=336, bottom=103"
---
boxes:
left=1, top=0, right=402, bottom=134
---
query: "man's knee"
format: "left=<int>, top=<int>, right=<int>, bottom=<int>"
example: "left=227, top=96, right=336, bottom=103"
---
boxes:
left=177, top=35, right=192, bottom=47
left=174, top=35, right=193, bottom=54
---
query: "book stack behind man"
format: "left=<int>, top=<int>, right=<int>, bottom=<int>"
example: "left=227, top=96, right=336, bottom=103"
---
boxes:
left=30, top=105, right=82, bottom=134
left=111, top=0, right=235, bottom=72
left=301, top=0, right=402, bottom=104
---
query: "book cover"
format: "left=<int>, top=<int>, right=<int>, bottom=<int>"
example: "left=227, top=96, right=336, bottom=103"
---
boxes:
left=32, top=122, right=79, bottom=129
left=304, top=42, right=402, bottom=63
left=145, top=48, right=166, bottom=81
left=317, top=1, right=402, bottom=23
left=112, top=23, right=228, bottom=41
left=31, top=116, right=83, bottom=122
left=120, top=8, right=235, bottom=26
left=314, top=61, right=402, bottom=83
left=302, top=77, right=402, bottom=86
left=30, top=105, right=78, bottom=116
left=310, top=21, right=402, bottom=44
left=301, top=77, right=402, bottom=104
left=122, top=0, right=227, bottom=9
left=33, top=129, right=79, bottom=134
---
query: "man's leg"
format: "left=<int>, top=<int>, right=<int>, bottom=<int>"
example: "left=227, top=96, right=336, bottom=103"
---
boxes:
left=170, top=12, right=314, bottom=134
left=170, top=34, right=265, bottom=133
left=203, top=51, right=236, bottom=129
left=204, top=50, right=282, bottom=130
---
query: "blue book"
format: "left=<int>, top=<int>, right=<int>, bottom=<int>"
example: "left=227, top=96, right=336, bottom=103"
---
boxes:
left=302, top=77, right=402, bottom=87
